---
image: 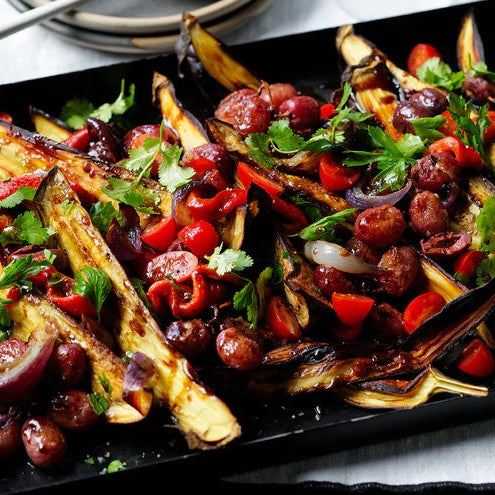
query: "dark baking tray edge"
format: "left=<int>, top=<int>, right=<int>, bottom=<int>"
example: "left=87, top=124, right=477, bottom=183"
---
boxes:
left=1, top=1, right=494, bottom=492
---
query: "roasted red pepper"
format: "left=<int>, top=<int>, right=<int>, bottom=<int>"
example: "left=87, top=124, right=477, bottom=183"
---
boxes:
left=0, top=173, right=46, bottom=201
left=186, top=188, right=247, bottom=221
left=177, top=220, right=219, bottom=258
left=147, top=270, right=225, bottom=318
left=46, top=277, right=97, bottom=317
left=141, top=215, right=177, bottom=251
left=237, top=162, right=285, bottom=198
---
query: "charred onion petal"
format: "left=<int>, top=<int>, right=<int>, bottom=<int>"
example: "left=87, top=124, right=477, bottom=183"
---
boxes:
left=345, top=181, right=412, bottom=209
left=86, top=118, right=122, bottom=163
left=0, top=326, right=57, bottom=404
left=304, top=240, right=380, bottom=274
left=106, top=204, right=142, bottom=262
left=420, top=232, right=471, bottom=258
left=123, top=352, right=156, bottom=415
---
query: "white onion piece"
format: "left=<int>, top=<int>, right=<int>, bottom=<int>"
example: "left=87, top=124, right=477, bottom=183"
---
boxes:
left=123, top=351, right=156, bottom=415
left=304, top=240, right=380, bottom=274
left=0, top=326, right=57, bottom=404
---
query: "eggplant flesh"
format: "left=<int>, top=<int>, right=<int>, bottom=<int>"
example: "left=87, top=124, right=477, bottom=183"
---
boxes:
left=31, top=167, right=241, bottom=449
left=457, top=9, right=485, bottom=71
left=29, top=106, right=72, bottom=142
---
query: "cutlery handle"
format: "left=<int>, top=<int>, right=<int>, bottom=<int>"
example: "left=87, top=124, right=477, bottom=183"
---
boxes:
left=0, top=0, right=88, bottom=39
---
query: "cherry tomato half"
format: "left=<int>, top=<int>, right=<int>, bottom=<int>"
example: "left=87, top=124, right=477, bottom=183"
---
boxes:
left=62, top=127, right=90, bottom=152
left=177, top=220, right=219, bottom=259
left=331, top=293, right=375, bottom=327
left=407, top=43, right=442, bottom=77
left=403, top=291, right=446, bottom=334
left=265, top=295, right=301, bottom=341
left=141, top=215, right=177, bottom=251
left=320, top=103, right=336, bottom=121
left=456, top=338, right=495, bottom=377
left=319, top=153, right=360, bottom=192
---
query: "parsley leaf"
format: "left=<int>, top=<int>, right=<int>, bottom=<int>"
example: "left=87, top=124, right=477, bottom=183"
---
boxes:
left=0, top=300, right=12, bottom=342
left=0, top=252, right=55, bottom=291
left=0, top=211, right=55, bottom=247
left=0, top=186, right=36, bottom=209
left=344, top=126, right=425, bottom=192
left=297, top=208, right=357, bottom=241
left=417, top=57, right=465, bottom=91
left=206, top=244, right=254, bottom=276
left=89, top=201, right=122, bottom=236
left=60, top=79, right=135, bottom=130
left=73, top=267, right=112, bottom=318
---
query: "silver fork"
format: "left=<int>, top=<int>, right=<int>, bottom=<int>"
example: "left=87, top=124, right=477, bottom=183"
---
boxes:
left=0, top=0, right=89, bottom=39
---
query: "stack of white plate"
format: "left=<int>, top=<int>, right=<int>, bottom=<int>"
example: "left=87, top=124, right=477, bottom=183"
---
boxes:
left=6, top=0, right=272, bottom=54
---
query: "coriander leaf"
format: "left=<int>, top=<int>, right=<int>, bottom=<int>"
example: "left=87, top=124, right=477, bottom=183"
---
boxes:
left=411, top=115, right=446, bottom=144
left=304, top=127, right=346, bottom=152
left=89, top=201, right=122, bottom=236
left=0, top=255, right=54, bottom=291
left=73, top=267, right=112, bottom=317
left=120, top=139, right=159, bottom=176
left=476, top=257, right=495, bottom=286
left=245, top=133, right=270, bottom=154
left=206, top=244, right=253, bottom=275
left=88, top=392, right=110, bottom=415
left=344, top=127, right=425, bottom=192
left=477, top=196, right=495, bottom=255
left=102, top=178, right=159, bottom=214
left=470, top=62, right=495, bottom=84
left=0, top=301, right=12, bottom=341
left=60, top=97, right=94, bottom=130
left=157, top=144, right=194, bottom=193
left=298, top=208, right=357, bottom=241
left=0, top=211, right=55, bottom=247
left=61, top=80, right=135, bottom=130
left=290, top=193, right=323, bottom=223
left=92, top=80, right=135, bottom=122
left=268, top=120, right=306, bottom=153
left=233, top=281, right=258, bottom=328
left=417, top=57, right=465, bottom=91
left=0, top=186, right=36, bottom=209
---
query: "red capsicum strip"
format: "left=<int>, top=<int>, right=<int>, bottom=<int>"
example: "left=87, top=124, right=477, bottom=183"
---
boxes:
left=147, top=270, right=226, bottom=319
left=186, top=188, right=247, bottom=221
left=46, top=277, right=97, bottom=318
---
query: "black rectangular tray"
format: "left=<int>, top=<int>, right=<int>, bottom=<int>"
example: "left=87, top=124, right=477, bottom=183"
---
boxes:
left=1, top=1, right=494, bottom=492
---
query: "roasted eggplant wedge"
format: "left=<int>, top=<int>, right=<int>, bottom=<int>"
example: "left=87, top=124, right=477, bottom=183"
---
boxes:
left=177, top=12, right=262, bottom=98
left=30, top=167, right=241, bottom=449
left=336, top=366, right=488, bottom=409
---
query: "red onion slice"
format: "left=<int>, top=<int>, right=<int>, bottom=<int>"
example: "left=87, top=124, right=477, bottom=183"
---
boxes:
left=345, top=181, right=412, bottom=210
left=0, top=326, right=57, bottom=404
left=123, top=352, right=156, bottom=415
